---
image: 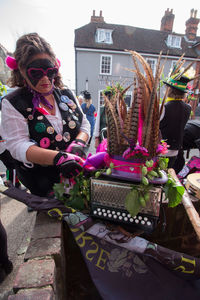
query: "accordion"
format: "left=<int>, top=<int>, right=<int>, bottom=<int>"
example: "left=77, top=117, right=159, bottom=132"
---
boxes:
left=90, top=177, right=163, bottom=233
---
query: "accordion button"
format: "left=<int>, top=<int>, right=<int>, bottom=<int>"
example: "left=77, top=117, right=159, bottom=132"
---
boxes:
left=97, top=208, right=101, bottom=211
left=138, top=216, right=142, bottom=220
left=103, top=213, right=107, bottom=217
left=112, top=211, right=116, bottom=214
left=124, top=217, right=128, bottom=221
left=122, top=213, right=126, bottom=217
left=107, top=210, right=111, bottom=213
left=117, top=212, right=120, bottom=216
left=130, top=218, right=134, bottom=222
left=135, top=219, right=139, bottom=224
left=102, top=209, right=106, bottom=212
left=119, top=216, right=122, bottom=220
left=147, top=221, right=151, bottom=226
left=93, top=210, right=97, bottom=215
left=113, top=215, right=117, bottom=219
left=127, top=214, right=131, bottom=218
left=141, top=220, right=145, bottom=225
left=144, top=217, right=148, bottom=221
left=108, top=214, right=112, bottom=218
left=98, top=212, right=102, bottom=216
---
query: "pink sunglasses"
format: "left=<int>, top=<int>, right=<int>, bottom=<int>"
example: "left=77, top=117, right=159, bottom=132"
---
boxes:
left=27, top=67, right=58, bottom=80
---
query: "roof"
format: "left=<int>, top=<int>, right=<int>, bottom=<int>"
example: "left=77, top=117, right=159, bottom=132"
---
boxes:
left=74, top=22, right=200, bottom=58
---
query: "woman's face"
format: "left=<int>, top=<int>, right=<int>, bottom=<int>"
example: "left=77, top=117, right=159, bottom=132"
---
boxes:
left=21, top=53, right=58, bottom=94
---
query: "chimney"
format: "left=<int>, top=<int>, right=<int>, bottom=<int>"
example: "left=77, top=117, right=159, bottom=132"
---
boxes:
left=185, top=9, right=199, bottom=41
left=160, top=8, right=175, bottom=32
left=91, top=10, right=104, bottom=23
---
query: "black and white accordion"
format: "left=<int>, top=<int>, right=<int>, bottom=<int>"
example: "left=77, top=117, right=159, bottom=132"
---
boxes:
left=90, top=177, right=163, bottom=233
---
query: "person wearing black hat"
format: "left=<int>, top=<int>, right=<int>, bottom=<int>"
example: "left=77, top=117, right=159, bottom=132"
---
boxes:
left=81, top=91, right=96, bottom=145
left=159, top=60, right=193, bottom=170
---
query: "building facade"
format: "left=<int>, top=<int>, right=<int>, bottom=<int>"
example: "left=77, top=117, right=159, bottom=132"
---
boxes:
left=74, top=9, right=200, bottom=110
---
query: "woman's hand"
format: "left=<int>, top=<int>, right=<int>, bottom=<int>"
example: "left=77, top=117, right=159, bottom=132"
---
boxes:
left=66, top=139, right=86, bottom=158
left=54, top=152, right=84, bottom=178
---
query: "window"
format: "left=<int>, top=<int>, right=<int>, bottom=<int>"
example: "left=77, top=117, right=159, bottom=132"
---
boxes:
left=124, top=91, right=132, bottom=108
left=99, top=90, right=105, bottom=106
left=96, top=29, right=113, bottom=44
left=100, top=55, right=112, bottom=75
left=146, top=58, right=157, bottom=76
left=167, top=35, right=181, bottom=48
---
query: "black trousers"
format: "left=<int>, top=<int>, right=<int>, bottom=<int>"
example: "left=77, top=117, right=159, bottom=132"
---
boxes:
left=0, top=220, right=8, bottom=265
left=0, top=150, right=16, bottom=183
left=16, top=164, right=60, bottom=197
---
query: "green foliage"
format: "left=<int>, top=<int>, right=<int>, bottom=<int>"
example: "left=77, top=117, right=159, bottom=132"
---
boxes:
left=0, top=81, right=7, bottom=97
left=163, top=175, right=185, bottom=208
left=53, top=172, right=90, bottom=211
left=125, top=185, right=151, bottom=217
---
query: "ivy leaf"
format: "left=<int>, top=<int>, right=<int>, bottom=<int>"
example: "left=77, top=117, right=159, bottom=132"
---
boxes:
left=68, top=195, right=85, bottom=210
left=125, top=189, right=141, bottom=217
left=53, top=182, right=65, bottom=200
left=164, top=179, right=185, bottom=208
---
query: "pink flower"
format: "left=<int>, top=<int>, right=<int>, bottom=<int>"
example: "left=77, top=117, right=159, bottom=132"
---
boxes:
left=156, top=141, right=168, bottom=155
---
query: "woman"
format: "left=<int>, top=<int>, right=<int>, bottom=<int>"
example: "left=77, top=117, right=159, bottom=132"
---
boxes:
left=81, top=91, right=96, bottom=145
left=1, top=33, right=90, bottom=196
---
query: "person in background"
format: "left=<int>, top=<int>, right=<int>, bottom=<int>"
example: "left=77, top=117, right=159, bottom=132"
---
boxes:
left=159, top=63, right=194, bottom=170
left=1, top=32, right=90, bottom=197
left=77, top=94, right=84, bottom=106
left=173, top=119, right=200, bottom=173
left=81, top=91, right=96, bottom=145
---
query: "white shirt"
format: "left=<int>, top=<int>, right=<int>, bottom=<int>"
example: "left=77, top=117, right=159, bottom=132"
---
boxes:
left=1, top=94, right=90, bottom=164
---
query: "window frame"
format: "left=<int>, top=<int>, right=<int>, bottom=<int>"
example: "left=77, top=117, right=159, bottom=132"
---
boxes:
left=146, top=58, right=157, bottom=77
left=100, top=55, right=112, bottom=75
left=96, top=28, right=113, bottom=44
left=167, top=35, right=182, bottom=48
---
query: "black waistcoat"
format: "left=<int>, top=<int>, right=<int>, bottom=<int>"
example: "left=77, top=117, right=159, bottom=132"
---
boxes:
left=5, top=87, right=83, bottom=169
left=159, top=100, right=191, bottom=150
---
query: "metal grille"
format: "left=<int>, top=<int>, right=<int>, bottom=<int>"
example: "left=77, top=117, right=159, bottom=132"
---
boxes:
left=90, top=178, right=162, bottom=217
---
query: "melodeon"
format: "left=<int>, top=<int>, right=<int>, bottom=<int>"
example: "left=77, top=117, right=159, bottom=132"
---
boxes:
left=90, top=177, right=163, bottom=233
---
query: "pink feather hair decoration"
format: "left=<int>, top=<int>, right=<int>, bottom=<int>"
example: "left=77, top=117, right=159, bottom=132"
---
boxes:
left=6, top=56, right=18, bottom=70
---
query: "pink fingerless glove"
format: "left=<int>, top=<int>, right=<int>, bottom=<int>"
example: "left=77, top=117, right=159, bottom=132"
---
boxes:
left=66, top=139, right=86, bottom=158
left=54, top=152, right=83, bottom=178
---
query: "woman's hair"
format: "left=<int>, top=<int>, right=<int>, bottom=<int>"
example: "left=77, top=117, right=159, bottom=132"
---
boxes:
left=168, top=86, right=186, bottom=98
left=7, top=33, right=64, bottom=88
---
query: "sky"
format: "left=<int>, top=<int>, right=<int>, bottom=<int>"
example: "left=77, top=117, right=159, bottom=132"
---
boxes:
left=0, top=0, right=200, bottom=90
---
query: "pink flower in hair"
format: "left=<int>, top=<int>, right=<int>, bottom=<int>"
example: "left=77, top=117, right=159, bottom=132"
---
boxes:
left=6, top=56, right=18, bottom=70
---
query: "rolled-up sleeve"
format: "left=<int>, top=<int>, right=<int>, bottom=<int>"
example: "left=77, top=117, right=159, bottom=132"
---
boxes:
left=1, top=99, right=36, bottom=163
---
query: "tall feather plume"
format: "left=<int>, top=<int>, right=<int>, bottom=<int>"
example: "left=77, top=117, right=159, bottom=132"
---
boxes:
left=142, top=51, right=162, bottom=156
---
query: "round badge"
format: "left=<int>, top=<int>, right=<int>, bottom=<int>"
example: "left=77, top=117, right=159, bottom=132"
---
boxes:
left=47, top=126, right=54, bottom=134
left=40, top=137, right=50, bottom=148
left=35, top=122, right=46, bottom=133
left=59, top=102, right=69, bottom=111
left=68, top=120, right=76, bottom=129
left=61, top=95, right=71, bottom=104
left=28, top=114, right=33, bottom=120
left=55, top=134, right=63, bottom=142
left=37, top=116, right=44, bottom=121
left=27, top=107, right=32, bottom=112
left=63, top=132, right=71, bottom=142
left=72, top=115, right=78, bottom=121
left=63, top=120, right=66, bottom=125
left=69, top=109, right=73, bottom=114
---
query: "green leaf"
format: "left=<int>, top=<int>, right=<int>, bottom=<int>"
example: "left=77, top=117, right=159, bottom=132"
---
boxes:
left=68, top=195, right=85, bottom=210
left=53, top=182, right=65, bottom=200
left=125, top=189, right=141, bottom=217
left=164, top=178, right=185, bottom=208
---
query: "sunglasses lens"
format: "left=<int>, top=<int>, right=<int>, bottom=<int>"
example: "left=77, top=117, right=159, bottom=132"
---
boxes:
left=29, top=69, right=44, bottom=80
left=47, top=68, right=58, bottom=79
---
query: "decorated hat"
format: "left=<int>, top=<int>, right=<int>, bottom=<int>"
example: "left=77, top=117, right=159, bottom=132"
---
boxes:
left=82, top=90, right=91, bottom=100
left=163, top=54, right=198, bottom=92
